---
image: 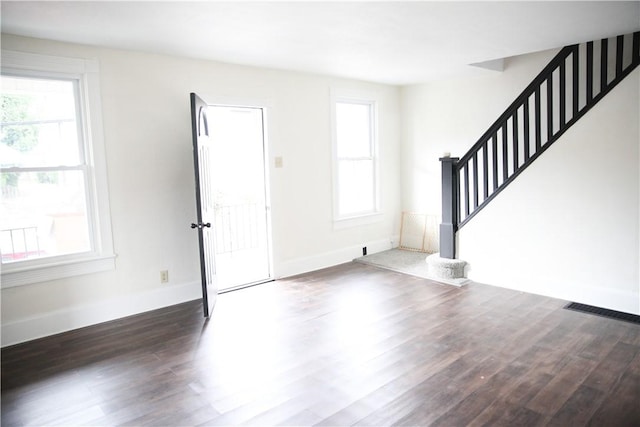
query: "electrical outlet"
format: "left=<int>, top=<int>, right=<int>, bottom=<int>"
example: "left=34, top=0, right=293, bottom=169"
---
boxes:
left=362, top=247, right=367, bottom=256
left=160, top=270, right=169, bottom=283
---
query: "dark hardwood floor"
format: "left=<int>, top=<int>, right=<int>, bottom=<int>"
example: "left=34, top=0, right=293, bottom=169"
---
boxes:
left=2, top=262, right=639, bottom=426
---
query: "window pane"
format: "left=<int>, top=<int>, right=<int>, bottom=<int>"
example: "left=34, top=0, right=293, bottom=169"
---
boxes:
left=1, top=76, right=81, bottom=167
left=338, top=159, right=375, bottom=216
left=336, top=102, right=371, bottom=158
left=1, top=170, right=91, bottom=262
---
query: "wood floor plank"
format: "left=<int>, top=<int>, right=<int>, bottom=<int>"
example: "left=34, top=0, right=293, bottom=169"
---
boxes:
left=422, top=362, right=528, bottom=427
left=546, top=384, right=605, bottom=426
left=581, top=341, right=638, bottom=393
left=588, top=372, right=640, bottom=426
left=353, top=351, right=491, bottom=426
left=526, top=355, right=598, bottom=416
left=2, top=262, right=639, bottom=426
left=468, top=397, right=545, bottom=427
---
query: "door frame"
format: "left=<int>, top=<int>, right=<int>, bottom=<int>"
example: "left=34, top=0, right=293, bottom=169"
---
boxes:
left=203, top=95, right=275, bottom=292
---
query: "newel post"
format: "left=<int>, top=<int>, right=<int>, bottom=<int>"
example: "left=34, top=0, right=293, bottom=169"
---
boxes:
left=439, top=155, right=459, bottom=259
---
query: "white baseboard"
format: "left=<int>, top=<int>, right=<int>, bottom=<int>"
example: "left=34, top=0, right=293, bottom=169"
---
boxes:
left=469, top=272, right=640, bottom=315
left=275, top=236, right=396, bottom=279
left=1, top=281, right=201, bottom=348
left=2, top=237, right=400, bottom=347
left=565, top=284, right=639, bottom=315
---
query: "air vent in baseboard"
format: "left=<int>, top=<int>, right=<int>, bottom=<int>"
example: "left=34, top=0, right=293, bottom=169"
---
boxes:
left=564, top=302, right=640, bottom=325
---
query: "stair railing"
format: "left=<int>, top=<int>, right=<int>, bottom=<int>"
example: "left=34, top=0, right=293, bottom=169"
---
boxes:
left=440, top=32, right=640, bottom=259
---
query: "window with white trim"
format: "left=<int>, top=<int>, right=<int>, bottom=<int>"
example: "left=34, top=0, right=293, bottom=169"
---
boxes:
left=332, top=97, right=379, bottom=221
left=1, top=51, right=115, bottom=287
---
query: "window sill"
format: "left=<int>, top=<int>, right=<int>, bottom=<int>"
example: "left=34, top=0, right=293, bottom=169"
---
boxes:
left=333, top=212, right=384, bottom=230
left=1, top=254, right=116, bottom=288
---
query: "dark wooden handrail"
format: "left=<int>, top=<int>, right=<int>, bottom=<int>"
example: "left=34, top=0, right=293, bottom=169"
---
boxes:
left=440, top=32, right=640, bottom=259
left=457, top=45, right=575, bottom=167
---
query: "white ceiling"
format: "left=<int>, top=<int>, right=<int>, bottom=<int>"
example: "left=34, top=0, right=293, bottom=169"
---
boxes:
left=2, top=1, right=639, bottom=85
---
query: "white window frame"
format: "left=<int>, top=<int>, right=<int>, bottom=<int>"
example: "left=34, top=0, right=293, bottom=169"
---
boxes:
left=331, top=89, right=381, bottom=227
left=1, top=50, right=115, bottom=288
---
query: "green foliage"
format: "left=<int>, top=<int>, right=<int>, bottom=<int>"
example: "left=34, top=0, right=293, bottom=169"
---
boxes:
left=1, top=172, right=19, bottom=188
left=1, top=94, right=39, bottom=153
left=1, top=94, right=40, bottom=189
left=37, top=171, right=58, bottom=184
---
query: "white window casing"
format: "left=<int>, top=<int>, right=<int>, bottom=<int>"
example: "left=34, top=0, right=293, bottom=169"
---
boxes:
left=331, top=88, right=382, bottom=228
left=1, top=50, right=115, bottom=288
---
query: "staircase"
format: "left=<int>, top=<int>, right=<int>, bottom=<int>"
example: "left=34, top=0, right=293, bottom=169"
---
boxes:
left=439, top=32, right=640, bottom=259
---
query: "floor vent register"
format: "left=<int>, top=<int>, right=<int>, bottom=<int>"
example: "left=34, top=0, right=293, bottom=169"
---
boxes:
left=564, top=302, right=640, bottom=325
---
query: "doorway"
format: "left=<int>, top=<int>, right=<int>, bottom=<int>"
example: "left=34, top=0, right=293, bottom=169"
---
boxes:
left=208, top=105, right=272, bottom=292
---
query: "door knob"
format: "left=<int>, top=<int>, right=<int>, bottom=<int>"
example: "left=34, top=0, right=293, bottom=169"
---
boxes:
left=191, top=222, right=211, bottom=229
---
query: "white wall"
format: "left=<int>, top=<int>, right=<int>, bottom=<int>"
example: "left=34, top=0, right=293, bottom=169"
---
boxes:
left=402, top=50, right=639, bottom=314
left=401, top=49, right=558, bottom=215
left=1, top=34, right=401, bottom=346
